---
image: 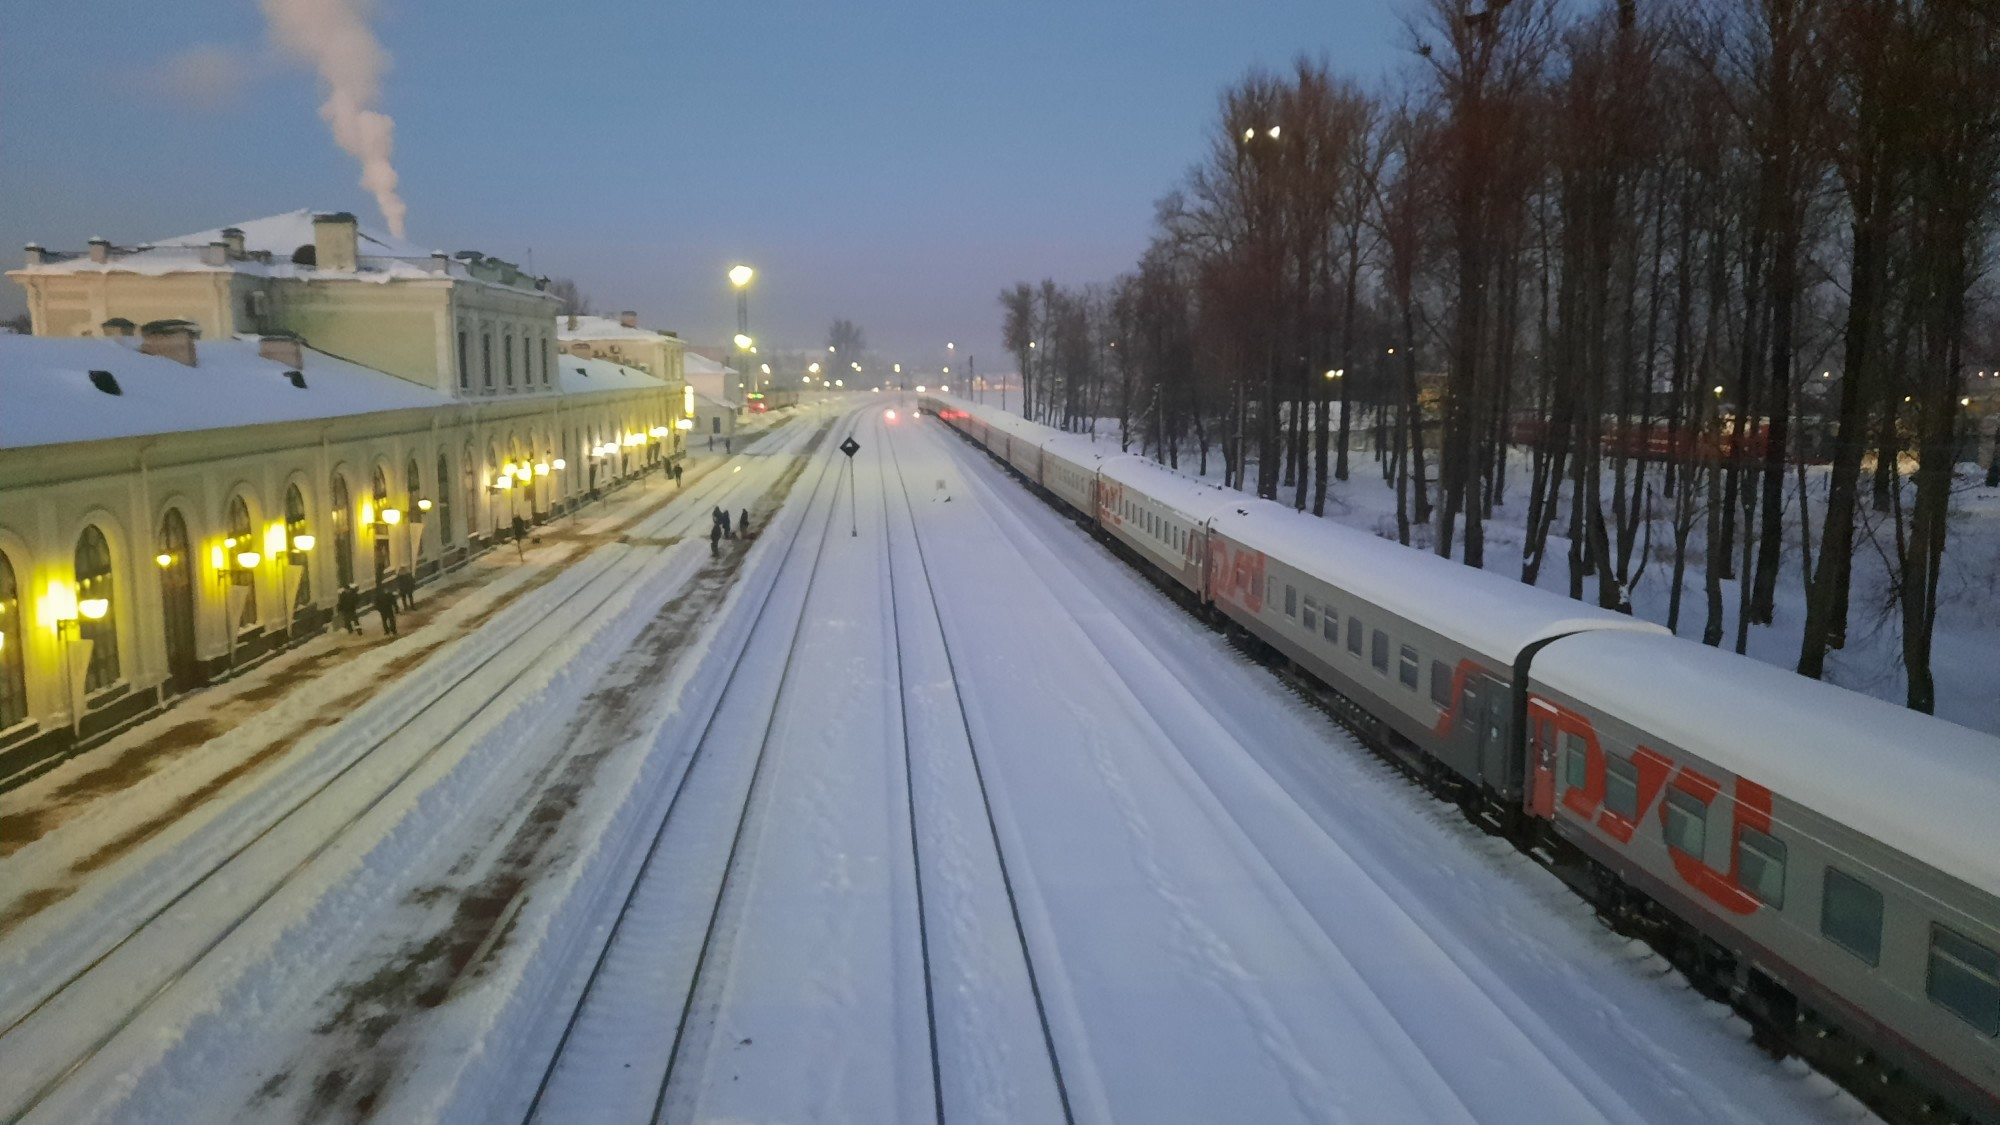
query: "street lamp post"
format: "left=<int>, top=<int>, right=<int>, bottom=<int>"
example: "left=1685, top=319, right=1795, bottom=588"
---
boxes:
left=730, top=264, right=755, bottom=392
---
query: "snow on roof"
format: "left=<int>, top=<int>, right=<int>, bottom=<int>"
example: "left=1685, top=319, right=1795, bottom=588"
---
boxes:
left=0, top=335, right=451, bottom=449
left=155, top=208, right=429, bottom=259
left=685, top=352, right=740, bottom=406
left=1531, top=630, right=2000, bottom=902
left=556, top=315, right=676, bottom=343
left=556, top=352, right=667, bottom=394
left=1212, top=499, right=1666, bottom=664
left=1096, top=449, right=1239, bottom=518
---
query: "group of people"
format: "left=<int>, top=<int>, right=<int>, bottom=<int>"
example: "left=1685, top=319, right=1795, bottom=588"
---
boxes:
left=334, top=568, right=417, bottom=636
left=710, top=506, right=750, bottom=553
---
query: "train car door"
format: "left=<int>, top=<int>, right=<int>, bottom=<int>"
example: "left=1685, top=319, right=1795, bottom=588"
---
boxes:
left=1527, top=700, right=1559, bottom=818
left=1478, top=677, right=1513, bottom=794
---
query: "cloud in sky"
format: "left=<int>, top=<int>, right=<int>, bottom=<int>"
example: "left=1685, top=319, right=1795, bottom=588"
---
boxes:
left=145, top=43, right=272, bottom=110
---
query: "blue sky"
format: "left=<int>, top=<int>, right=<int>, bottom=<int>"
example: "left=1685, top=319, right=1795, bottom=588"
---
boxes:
left=1, top=0, right=1402, bottom=370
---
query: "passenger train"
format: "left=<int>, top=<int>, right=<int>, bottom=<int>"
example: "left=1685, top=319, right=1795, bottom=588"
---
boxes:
left=919, top=394, right=2000, bottom=1125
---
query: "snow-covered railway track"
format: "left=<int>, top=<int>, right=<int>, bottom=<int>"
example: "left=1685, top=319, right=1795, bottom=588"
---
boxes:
left=519, top=410, right=859, bottom=1123
left=0, top=425, right=819, bottom=1125
left=879, top=418, right=1075, bottom=1124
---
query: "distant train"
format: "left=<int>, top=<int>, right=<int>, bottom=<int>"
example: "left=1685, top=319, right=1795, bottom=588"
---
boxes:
left=920, top=394, right=2000, bottom=1125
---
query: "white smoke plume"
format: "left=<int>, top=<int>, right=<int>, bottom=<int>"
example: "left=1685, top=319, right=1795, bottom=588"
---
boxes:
left=259, top=0, right=408, bottom=238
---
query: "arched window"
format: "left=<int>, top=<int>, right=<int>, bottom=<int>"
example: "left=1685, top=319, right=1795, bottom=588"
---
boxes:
left=541, top=335, right=552, bottom=386
left=482, top=332, right=494, bottom=390
left=285, top=483, right=311, bottom=607
left=0, top=550, right=26, bottom=729
left=504, top=334, right=515, bottom=387
left=330, top=473, right=355, bottom=588
left=74, top=525, right=121, bottom=692
left=436, top=450, right=454, bottom=545
left=462, top=443, right=479, bottom=536
left=369, top=466, right=390, bottom=587
left=456, top=325, right=469, bottom=390
left=406, top=456, right=424, bottom=559
left=227, top=495, right=258, bottom=629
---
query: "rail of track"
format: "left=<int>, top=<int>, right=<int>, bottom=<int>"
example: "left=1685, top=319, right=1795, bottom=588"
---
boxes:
left=520, top=408, right=860, bottom=1124
left=880, top=415, right=1076, bottom=1124
left=0, top=418, right=825, bottom=1125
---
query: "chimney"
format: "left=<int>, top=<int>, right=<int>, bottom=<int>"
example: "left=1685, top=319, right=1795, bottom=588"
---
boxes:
left=139, top=319, right=200, bottom=367
left=429, top=250, right=451, bottom=274
left=203, top=240, right=229, bottom=267
left=100, top=317, right=136, bottom=337
left=220, top=227, right=246, bottom=258
left=619, top=310, right=638, bottom=329
left=23, top=243, right=44, bottom=267
left=566, top=313, right=579, bottom=331
left=88, top=237, right=111, bottom=264
left=258, top=333, right=304, bottom=369
left=312, top=212, right=359, bottom=272
left=569, top=341, right=592, bottom=358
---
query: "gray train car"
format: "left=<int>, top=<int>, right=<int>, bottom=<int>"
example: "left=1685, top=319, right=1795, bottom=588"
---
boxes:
left=1095, top=454, right=1233, bottom=596
left=1204, top=501, right=1664, bottom=800
left=1530, top=631, right=2000, bottom=1124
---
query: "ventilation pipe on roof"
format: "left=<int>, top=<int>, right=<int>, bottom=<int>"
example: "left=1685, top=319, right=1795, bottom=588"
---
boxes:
left=23, top=243, right=44, bottom=267
left=140, top=320, right=200, bottom=367
left=100, top=318, right=136, bottom=337
left=202, top=240, right=230, bottom=267
left=259, top=333, right=304, bottom=369
left=221, top=227, right=246, bottom=258
left=312, top=212, right=359, bottom=272
left=429, top=250, right=450, bottom=275
left=87, top=237, right=111, bottom=264
left=620, top=310, right=639, bottom=329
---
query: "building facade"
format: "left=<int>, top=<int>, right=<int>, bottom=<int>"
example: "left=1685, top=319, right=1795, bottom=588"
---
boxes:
left=0, top=212, right=690, bottom=788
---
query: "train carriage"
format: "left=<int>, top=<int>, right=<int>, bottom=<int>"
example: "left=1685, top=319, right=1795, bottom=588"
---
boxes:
left=1037, top=434, right=1128, bottom=522
left=1530, top=631, right=2000, bottom=1124
left=1205, top=502, right=1664, bottom=800
left=1093, top=456, right=1233, bottom=596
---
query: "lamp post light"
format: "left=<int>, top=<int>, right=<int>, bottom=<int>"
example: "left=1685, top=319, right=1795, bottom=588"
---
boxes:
left=45, top=581, right=81, bottom=739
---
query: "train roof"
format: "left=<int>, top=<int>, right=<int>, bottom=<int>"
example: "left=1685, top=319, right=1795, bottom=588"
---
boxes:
left=1097, top=451, right=1239, bottom=517
left=1039, top=432, right=1132, bottom=469
left=1210, top=501, right=1666, bottom=665
left=1532, top=630, right=2000, bottom=902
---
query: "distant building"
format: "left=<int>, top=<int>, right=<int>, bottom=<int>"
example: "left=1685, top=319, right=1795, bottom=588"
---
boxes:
left=0, top=211, right=685, bottom=788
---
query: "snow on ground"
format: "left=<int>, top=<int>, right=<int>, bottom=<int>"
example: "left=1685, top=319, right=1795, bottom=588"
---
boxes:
left=0, top=396, right=1886, bottom=1123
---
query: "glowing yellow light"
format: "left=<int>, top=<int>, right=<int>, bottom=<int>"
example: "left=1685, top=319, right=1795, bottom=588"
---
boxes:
left=42, top=580, right=77, bottom=626
left=683, top=385, right=695, bottom=417
left=554, top=457, right=567, bottom=469
left=155, top=552, right=174, bottom=568
left=236, top=550, right=262, bottom=568
left=886, top=409, right=898, bottom=422
left=211, top=546, right=226, bottom=571
left=79, top=597, right=109, bottom=620
left=225, top=536, right=238, bottom=549
left=808, top=362, right=821, bottom=374
left=495, top=475, right=513, bottom=490
left=265, top=523, right=287, bottom=556
left=836, top=379, right=844, bottom=387
left=292, top=533, right=316, bottom=551
left=360, top=501, right=374, bottom=524
left=535, top=462, right=550, bottom=476
left=734, top=333, right=753, bottom=350
left=382, top=508, right=402, bottom=525
left=941, top=383, right=949, bottom=391
left=917, top=385, right=927, bottom=393
left=675, top=419, right=692, bottom=430
left=728, top=264, right=755, bottom=288
left=417, top=498, right=433, bottom=511
left=1242, top=127, right=1255, bottom=142
left=1268, top=125, right=1280, bottom=138
left=1714, top=386, right=1725, bottom=397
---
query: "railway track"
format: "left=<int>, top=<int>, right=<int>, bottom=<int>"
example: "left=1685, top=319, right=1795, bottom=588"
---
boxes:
left=520, top=408, right=858, bottom=1122
left=0, top=419, right=824, bottom=1124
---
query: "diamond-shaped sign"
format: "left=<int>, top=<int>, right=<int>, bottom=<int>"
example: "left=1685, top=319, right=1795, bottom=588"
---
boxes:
left=840, top=437, right=861, bottom=458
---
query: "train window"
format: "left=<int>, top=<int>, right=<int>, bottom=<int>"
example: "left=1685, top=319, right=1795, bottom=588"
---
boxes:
left=1371, top=630, right=1389, bottom=674
left=1736, top=828, right=1787, bottom=908
left=1563, top=733, right=1588, bottom=791
left=1604, top=756, right=1639, bottom=820
left=1927, top=925, right=2000, bottom=1035
left=1398, top=645, right=1419, bottom=689
left=1347, top=617, right=1364, bottom=655
left=1302, top=596, right=1318, bottom=632
left=1430, top=660, right=1452, bottom=707
left=1663, top=788, right=1707, bottom=858
left=1284, top=585, right=1297, bottom=618
left=1322, top=609, right=1338, bottom=642
left=1821, top=868, right=1885, bottom=966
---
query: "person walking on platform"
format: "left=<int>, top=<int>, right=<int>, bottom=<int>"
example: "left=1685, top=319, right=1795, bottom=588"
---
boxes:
left=739, top=508, right=751, bottom=538
left=373, top=585, right=399, bottom=636
left=709, top=521, right=722, bottom=556
left=395, top=568, right=416, bottom=610
left=673, top=462, right=683, bottom=488
left=720, top=508, right=733, bottom=540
